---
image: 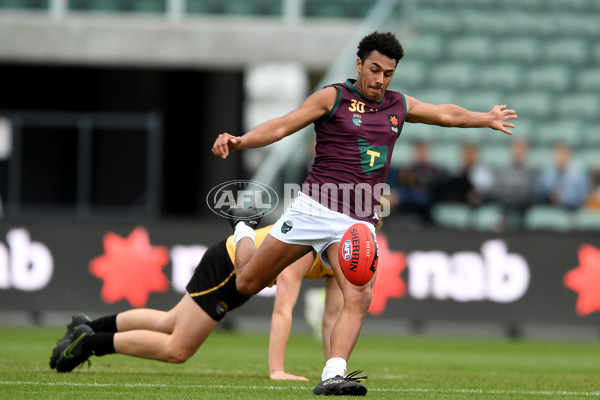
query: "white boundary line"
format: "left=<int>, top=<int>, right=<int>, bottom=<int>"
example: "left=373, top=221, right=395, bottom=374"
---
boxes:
left=1, top=381, right=600, bottom=396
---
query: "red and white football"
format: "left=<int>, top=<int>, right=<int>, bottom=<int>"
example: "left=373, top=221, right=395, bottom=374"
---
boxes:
left=338, top=223, right=379, bottom=286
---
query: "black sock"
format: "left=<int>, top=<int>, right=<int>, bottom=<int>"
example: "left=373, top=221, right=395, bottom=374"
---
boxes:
left=82, top=332, right=116, bottom=357
left=87, top=314, right=118, bottom=333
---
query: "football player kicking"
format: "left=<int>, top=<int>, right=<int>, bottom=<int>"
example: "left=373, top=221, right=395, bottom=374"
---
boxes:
left=50, top=210, right=343, bottom=382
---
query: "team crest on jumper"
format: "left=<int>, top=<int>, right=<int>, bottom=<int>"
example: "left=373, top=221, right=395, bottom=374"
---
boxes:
left=352, top=113, right=363, bottom=127
left=358, top=138, right=388, bottom=175
left=216, top=300, right=228, bottom=316
left=281, top=220, right=293, bottom=234
left=388, top=114, right=400, bottom=134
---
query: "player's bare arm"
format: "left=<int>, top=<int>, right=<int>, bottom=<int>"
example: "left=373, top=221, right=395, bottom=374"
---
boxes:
left=404, top=95, right=517, bottom=135
left=211, top=87, right=337, bottom=159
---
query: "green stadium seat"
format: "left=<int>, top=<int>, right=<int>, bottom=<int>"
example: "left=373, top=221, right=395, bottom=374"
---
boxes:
left=430, top=143, right=462, bottom=171
left=472, top=204, right=504, bottom=231
left=592, top=43, right=600, bottom=64
left=223, top=1, right=258, bottom=16
left=524, top=205, right=573, bottom=232
left=432, top=203, right=472, bottom=229
left=546, top=0, right=592, bottom=12
left=461, top=11, right=511, bottom=36
left=429, top=62, right=476, bottom=89
left=500, top=0, right=546, bottom=11
left=542, top=38, right=589, bottom=65
left=554, top=93, right=600, bottom=120
left=0, top=0, right=46, bottom=9
left=575, top=69, right=600, bottom=92
left=507, top=118, right=535, bottom=145
left=447, top=36, right=493, bottom=62
left=455, top=91, right=502, bottom=113
left=573, top=148, right=600, bottom=171
left=496, top=38, right=541, bottom=65
left=131, top=0, right=164, bottom=13
left=557, top=14, right=600, bottom=37
left=524, top=65, right=572, bottom=93
left=505, top=11, right=555, bottom=37
left=580, top=124, right=600, bottom=146
left=394, top=60, right=428, bottom=90
left=416, top=9, right=462, bottom=35
left=575, top=210, right=600, bottom=231
left=479, top=145, right=511, bottom=169
left=390, top=141, right=412, bottom=168
left=476, top=63, right=523, bottom=91
left=527, top=145, right=554, bottom=169
left=186, top=0, right=220, bottom=14
left=402, top=122, right=438, bottom=143
left=535, top=120, right=583, bottom=147
left=505, top=91, right=553, bottom=120
left=413, top=88, right=457, bottom=105
left=69, top=0, right=122, bottom=11
left=404, top=34, right=445, bottom=61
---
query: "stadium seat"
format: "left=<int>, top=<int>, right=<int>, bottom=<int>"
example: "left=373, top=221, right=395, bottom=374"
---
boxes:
left=505, top=91, right=553, bottom=120
left=524, top=205, right=574, bottom=232
left=575, top=69, right=600, bottom=92
left=575, top=210, right=600, bottom=231
left=554, top=93, right=600, bottom=120
left=542, top=38, right=589, bottom=65
left=416, top=9, right=462, bottom=35
left=534, top=120, right=583, bottom=147
left=476, top=63, right=523, bottom=91
left=0, top=0, right=46, bottom=9
left=523, top=65, right=572, bottom=93
left=186, top=0, right=219, bottom=14
left=505, top=11, right=555, bottom=37
left=527, top=146, right=554, bottom=170
left=430, top=143, right=462, bottom=172
left=557, top=14, right=600, bottom=37
left=479, top=145, right=511, bottom=169
left=394, top=60, right=428, bottom=91
left=432, top=203, right=472, bottom=229
left=131, top=0, right=164, bottom=13
left=413, top=88, right=457, bottom=105
left=580, top=123, right=600, bottom=146
left=447, top=36, right=493, bottom=62
left=402, top=122, right=438, bottom=143
left=461, top=11, right=511, bottom=36
left=390, top=141, right=413, bottom=168
left=546, top=0, right=592, bottom=12
left=429, top=62, right=476, bottom=89
left=471, top=204, right=504, bottom=231
left=454, top=90, right=503, bottom=114
left=573, top=148, right=600, bottom=171
left=496, top=38, right=541, bottom=65
left=404, top=34, right=445, bottom=62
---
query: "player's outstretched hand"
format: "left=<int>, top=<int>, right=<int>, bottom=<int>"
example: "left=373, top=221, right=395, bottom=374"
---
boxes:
left=212, top=133, right=242, bottom=159
left=489, top=105, right=517, bottom=135
left=270, top=370, right=309, bottom=381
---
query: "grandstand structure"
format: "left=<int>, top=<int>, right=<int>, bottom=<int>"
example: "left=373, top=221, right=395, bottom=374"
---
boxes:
left=0, top=0, right=599, bottom=231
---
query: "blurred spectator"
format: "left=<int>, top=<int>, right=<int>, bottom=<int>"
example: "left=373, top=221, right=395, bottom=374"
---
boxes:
left=492, top=139, right=537, bottom=229
left=387, top=140, right=445, bottom=223
left=535, top=142, right=588, bottom=211
left=438, top=143, right=493, bottom=207
left=585, top=169, right=600, bottom=211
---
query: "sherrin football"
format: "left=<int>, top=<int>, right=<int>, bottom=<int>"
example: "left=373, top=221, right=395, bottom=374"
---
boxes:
left=338, top=223, right=379, bottom=286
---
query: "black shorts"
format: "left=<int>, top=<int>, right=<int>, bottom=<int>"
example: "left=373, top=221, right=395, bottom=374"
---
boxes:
left=186, top=240, right=251, bottom=322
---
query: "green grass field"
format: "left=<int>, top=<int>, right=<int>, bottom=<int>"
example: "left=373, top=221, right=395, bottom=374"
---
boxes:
left=1, top=327, right=599, bottom=399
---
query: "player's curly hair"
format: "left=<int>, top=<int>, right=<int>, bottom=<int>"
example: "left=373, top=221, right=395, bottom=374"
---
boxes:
left=357, top=31, right=404, bottom=65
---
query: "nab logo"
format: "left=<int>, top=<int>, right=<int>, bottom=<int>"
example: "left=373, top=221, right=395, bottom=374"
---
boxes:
left=342, top=239, right=352, bottom=261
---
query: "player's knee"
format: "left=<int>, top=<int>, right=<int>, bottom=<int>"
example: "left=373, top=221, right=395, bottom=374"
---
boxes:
left=165, top=344, right=195, bottom=364
left=344, top=285, right=372, bottom=312
left=235, top=273, right=261, bottom=296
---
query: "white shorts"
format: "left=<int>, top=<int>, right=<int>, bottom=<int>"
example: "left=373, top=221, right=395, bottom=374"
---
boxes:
left=269, top=192, right=376, bottom=268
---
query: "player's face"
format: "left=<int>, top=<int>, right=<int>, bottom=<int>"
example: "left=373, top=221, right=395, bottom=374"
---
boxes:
left=354, top=50, right=396, bottom=102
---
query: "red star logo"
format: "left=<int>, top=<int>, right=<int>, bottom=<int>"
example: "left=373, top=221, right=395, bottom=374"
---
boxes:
left=564, top=244, right=600, bottom=316
left=389, top=115, right=399, bottom=126
left=369, top=233, right=406, bottom=315
left=89, top=226, right=170, bottom=308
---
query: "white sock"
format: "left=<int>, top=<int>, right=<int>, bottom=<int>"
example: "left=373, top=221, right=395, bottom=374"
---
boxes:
left=234, top=222, right=255, bottom=245
left=321, top=357, right=347, bottom=380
